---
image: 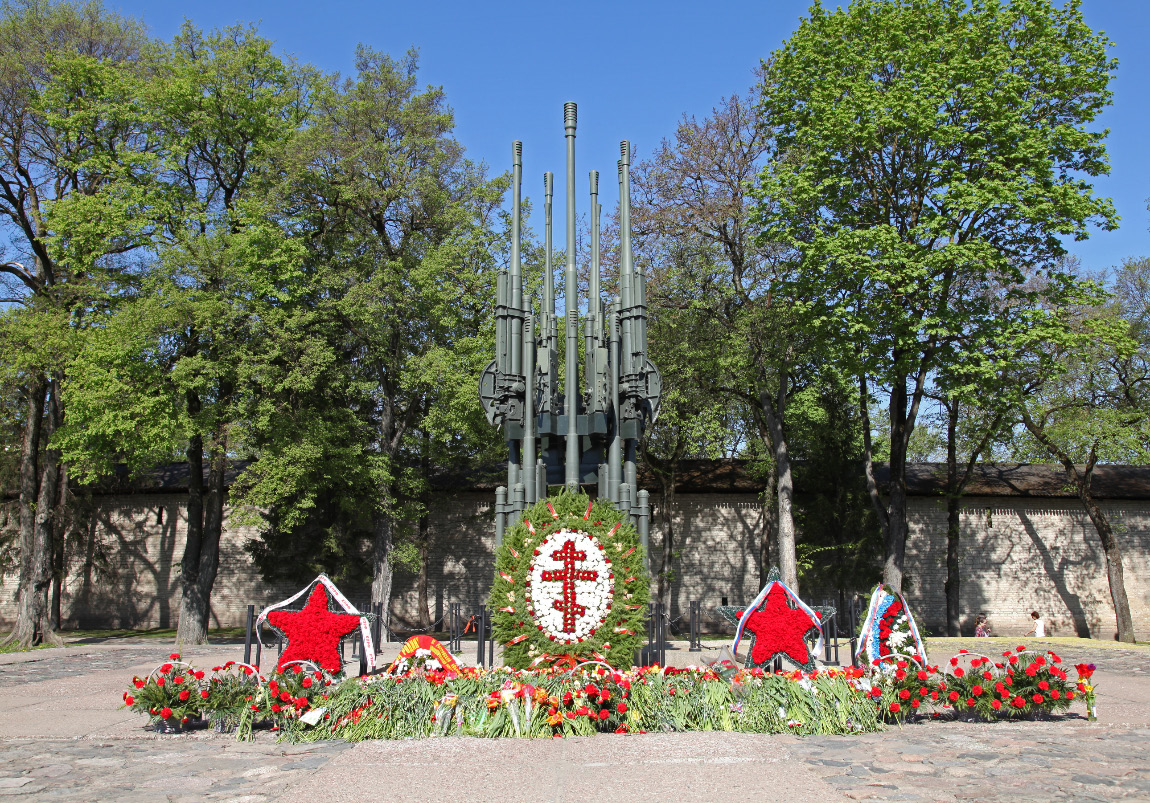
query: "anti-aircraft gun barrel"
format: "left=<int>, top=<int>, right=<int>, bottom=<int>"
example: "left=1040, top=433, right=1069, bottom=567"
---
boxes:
left=563, top=102, right=580, bottom=492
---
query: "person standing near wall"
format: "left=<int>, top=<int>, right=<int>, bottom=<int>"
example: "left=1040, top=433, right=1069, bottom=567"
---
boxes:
left=1025, top=611, right=1045, bottom=638
left=975, top=614, right=992, bottom=637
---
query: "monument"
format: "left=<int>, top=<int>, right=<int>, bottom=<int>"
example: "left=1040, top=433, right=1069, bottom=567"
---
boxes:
left=479, top=102, right=662, bottom=560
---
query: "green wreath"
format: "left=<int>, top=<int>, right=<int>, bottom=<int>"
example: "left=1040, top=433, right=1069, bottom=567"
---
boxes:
left=489, top=491, right=650, bottom=669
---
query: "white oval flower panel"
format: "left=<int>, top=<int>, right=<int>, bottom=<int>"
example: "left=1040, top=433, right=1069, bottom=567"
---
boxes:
left=526, top=529, right=613, bottom=643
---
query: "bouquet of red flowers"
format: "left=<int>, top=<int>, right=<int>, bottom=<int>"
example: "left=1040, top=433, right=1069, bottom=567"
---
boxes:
left=122, top=654, right=205, bottom=732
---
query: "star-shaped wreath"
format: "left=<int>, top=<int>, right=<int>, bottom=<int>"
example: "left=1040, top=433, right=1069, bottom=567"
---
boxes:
left=718, top=567, right=835, bottom=672
left=256, top=575, right=374, bottom=674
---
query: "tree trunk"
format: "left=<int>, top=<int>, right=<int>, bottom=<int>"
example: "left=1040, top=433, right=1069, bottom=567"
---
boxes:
left=1020, top=414, right=1137, bottom=642
left=881, top=374, right=916, bottom=592
left=416, top=514, right=431, bottom=630
left=944, top=400, right=961, bottom=637
left=370, top=497, right=394, bottom=642
left=1078, top=486, right=1135, bottom=642
left=6, top=379, right=44, bottom=646
left=858, top=374, right=891, bottom=549
left=176, top=389, right=206, bottom=645
left=28, top=380, right=64, bottom=647
left=759, top=461, right=777, bottom=585
left=759, top=383, right=797, bottom=593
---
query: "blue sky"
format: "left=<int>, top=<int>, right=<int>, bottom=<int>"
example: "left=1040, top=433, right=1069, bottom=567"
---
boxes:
left=110, top=0, right=1150, bottom=272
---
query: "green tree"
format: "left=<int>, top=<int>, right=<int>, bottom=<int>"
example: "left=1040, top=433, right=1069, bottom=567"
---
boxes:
left=1002, top=268, right=1146, bottom=643
left=57, top=23, right=309, bottom=644
left=0, top=0, right=149, bottom=647
left=631, top=80, right=817, bottom=592
left=755, top=0, right=1117, bottom=592
left=234, top=48, right=507, bottom=636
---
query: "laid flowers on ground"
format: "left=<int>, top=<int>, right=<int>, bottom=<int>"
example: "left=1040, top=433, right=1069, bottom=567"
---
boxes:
left=120, top=644, right=1092, bottom=740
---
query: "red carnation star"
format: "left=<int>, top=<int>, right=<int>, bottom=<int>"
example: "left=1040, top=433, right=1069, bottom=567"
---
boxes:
left=743, top=586, right=819, bottom=667
left=267, top=584, right=361, bottom=673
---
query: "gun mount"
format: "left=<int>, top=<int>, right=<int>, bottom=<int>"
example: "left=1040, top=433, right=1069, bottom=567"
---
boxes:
left=479, top=104, right=662, bottom=563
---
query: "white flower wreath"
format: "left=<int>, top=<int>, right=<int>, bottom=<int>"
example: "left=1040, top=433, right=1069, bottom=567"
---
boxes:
left=526, top=529, right=614, bottom=644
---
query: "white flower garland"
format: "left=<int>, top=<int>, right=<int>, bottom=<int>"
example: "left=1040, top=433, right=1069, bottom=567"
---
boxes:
left=526, top=529, right=613, bottom=644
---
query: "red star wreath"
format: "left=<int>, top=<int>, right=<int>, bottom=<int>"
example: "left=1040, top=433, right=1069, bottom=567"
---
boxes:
left=717, top=567, right=834, bottom=672
left=258, top=577, right=369, bottom=674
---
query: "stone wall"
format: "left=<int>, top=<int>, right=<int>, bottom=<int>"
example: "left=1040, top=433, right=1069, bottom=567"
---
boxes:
left=902, top=496, right=1150, bottom=641
left=0, top=493, right=300, bottom=630
left=2, top=489, right=1147, bottom=643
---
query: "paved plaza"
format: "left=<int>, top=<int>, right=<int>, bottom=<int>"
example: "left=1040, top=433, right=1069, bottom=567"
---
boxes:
left=0, top=637, right=1147, bottom=802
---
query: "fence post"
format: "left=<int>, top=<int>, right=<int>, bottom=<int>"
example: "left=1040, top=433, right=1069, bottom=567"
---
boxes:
left=373, top=602, right=384, bottom=649
left=689, top=600, right=702, bottom=651
left=475, top=607, right=487, bottom=668
left=243, top=604, right=255, bottom=666
left=449, top=602, right=462, bottom=653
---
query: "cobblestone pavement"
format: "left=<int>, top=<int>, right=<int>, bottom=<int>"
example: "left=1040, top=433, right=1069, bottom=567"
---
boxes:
left=0, top=737, right=354, bottom=802
left=0, top=638, right=1145, bottom=802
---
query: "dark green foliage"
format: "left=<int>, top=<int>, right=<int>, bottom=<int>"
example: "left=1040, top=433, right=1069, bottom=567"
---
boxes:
left=489, top=492, right=649, bottom=670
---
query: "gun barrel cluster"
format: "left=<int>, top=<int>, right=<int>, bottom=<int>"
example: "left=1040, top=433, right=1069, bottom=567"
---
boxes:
left=479, top=103, right=662, bottom=560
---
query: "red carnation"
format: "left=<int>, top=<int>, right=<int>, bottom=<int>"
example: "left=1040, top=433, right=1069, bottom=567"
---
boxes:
left=1032, top=694, right=1044, bottom=704
left=302, top=678, right=313, bottom=688
left=917, top=670, right=928, bottom=681
left=134, top=679, right=145, bottom=689
left=160, top=707, right=172, bottom=719
left=1050, top=690, right=1061, bottom=699
left=1012, top=696, right=1025, bottom=708
left=889, top=703, right=900, bottom=713
left=125, top=695, right=135, bottom=706
left=200, top=690, right=210, bottom=699
left=1038, top=680, right=1049, bottom=690
left=948, top=691, right=960, bottom=702
left=953, top=667, right=965, bottom=677
left=992, top=699, right=1002, bottom=710
left=966, top=698, right=975, bottom=707
left=898, top=689, right=910, bottom=700
left=599, top=709, right=609, bottom=720
left=910, top=699, right=920, bottom=709
left=271, top=704, right=281, bottom=713
left=160, top=664, right=173, bottom=674
left=178, top=690, right=190, bottom=701
left=169, top=653, right=181, bottom=660
left=617, top=702, right=627, bottom=714
left=156, top=678, right=165, bottom=687
left=173, top=676, right=184, bottom=685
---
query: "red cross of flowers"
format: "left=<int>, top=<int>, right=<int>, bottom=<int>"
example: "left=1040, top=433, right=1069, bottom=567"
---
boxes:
left=540, top=539, right=599, bottom=633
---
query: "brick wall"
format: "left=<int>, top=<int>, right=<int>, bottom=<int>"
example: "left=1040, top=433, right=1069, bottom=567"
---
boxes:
left=2, top=490, right=1147, bottom=642
left=902, top=496, right=1150, bottom=641
left=0, top=493, right=300, bottom=630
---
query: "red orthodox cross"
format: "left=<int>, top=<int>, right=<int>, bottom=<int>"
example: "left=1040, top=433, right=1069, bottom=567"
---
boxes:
left=540, top=539, right=599, bottom=633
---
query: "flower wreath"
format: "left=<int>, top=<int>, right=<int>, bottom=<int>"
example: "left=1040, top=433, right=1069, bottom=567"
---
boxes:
left=855, top=583, right=927, bottom=667
left=489, top=492, right=649, bottom=669
left=256, top=574, right=374, bottom=674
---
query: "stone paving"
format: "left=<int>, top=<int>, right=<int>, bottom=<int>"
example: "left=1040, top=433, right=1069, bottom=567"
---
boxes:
left=0, top=637, right=1146, bottom=802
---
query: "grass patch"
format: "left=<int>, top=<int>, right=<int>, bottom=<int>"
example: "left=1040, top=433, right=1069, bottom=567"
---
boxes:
left=0, top=641, right=57, bottom=655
